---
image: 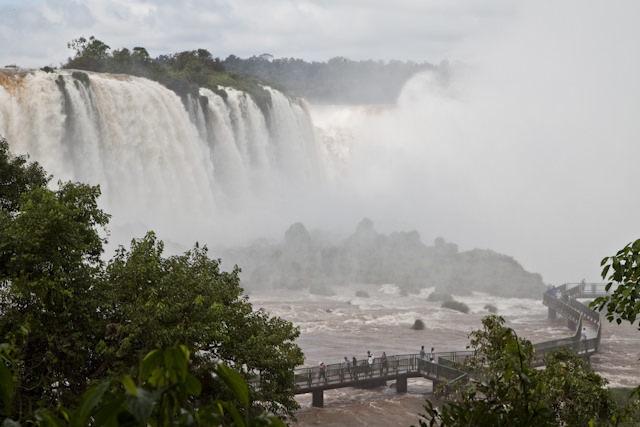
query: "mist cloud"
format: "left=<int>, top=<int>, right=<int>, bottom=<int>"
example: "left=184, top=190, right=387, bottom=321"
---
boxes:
left=308, top=1, right=640, bottom=284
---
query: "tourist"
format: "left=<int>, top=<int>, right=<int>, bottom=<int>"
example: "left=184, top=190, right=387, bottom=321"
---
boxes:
left=318, top=361, right=326, bottom=383
left=430, top=347, right=435, bottom=363
left=352, top=356, right=358, bottom=380
left=343, top=356, right=351, bottom=380
left=420, top=345, right=426, bottom=359
left=367, top=351, right=374, bottom=376
left=381, top=351, right=388, bottom=375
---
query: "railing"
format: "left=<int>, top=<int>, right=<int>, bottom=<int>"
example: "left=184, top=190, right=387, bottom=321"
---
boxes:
left=292, top=352, right=469, bottom=391
left=251, top=282, right=610, bottom=396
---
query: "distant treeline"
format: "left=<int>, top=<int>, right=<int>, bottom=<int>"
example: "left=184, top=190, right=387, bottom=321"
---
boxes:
left=57, top=37, right=437, bottom=106
left=222, top=218, right=546, bottom=298
left=224, top=55, right=436, bottom=104
left=60, top=36, right=274, bottom=114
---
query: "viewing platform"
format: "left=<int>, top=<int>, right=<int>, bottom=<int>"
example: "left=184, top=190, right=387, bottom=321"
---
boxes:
left=251, top=282, right=609, bottom=408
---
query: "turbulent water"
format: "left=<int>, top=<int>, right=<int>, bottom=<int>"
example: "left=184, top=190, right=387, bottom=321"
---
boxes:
left=0, top=68, right=331, bottom=250
left=248, top=285, right=640, bottom=426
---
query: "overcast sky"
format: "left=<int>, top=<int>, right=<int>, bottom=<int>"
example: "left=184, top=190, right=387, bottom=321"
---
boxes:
left=0, top=0, right=517, bottom=67
left=2, top=0, right=640, bottom=285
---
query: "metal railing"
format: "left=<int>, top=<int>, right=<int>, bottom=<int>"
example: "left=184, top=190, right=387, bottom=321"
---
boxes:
left=251, top=282, right=610, bottom=396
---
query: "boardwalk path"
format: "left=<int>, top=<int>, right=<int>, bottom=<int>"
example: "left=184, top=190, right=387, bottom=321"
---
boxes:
left=278, top=282, right=608, bottom=407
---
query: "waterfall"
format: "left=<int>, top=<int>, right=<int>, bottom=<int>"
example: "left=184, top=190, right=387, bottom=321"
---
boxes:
left=0, top=69, right=332, bottom=251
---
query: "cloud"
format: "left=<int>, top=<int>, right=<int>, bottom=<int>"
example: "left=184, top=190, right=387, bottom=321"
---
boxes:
left=0, top=0, right=514, bottom=67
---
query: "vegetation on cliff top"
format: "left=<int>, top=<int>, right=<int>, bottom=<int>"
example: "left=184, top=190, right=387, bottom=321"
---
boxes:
left=61, top=36, right=437, bottom=108
left=63, top=36, right=274, bottom=115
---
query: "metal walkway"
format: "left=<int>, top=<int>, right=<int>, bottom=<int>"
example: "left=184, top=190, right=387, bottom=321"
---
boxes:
left=255, top=282, right=609, bottom=407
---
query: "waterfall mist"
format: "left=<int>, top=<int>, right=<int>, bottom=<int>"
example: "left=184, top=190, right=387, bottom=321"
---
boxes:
left=0, top=70, right=334, bottom=255
left=307, top=2, right=640, bottom=284
left=1, top=2, right=639, bottom=285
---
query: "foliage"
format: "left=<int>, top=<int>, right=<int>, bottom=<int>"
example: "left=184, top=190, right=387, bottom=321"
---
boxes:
left=102, top=232, right=304, bottom=417
left=591, top=238, right=640, bottom=401
left=411, top=319, right=425, bottom=330
left=223, top=54, right=436, bottom=104
left=417, top=315, right=618, bottom=426
left=0, top=140, right=303, bottom=421
left=0, top=137, right=50, bottom=213
left=2, top=345, right=285, bottom=426
left=592, top=238, right=640, bottom=329
left=441, top=300, right=469, bottom=314
left=541, top=347, right=615, bottom=424
left=0, top=176, right=110, bottom=413
left=63, top=36, right=272, bottom=110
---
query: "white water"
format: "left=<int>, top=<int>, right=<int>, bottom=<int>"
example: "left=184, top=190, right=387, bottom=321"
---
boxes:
left=0, top=69, right=331, bottom=251
left=248, top=285, right=640, bottom=426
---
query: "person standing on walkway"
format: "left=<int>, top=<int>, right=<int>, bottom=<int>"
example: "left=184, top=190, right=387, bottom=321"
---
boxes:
left=352, top=356, right=358, bottom=380
left=380, top=351, right=388, bottom=375
left=420, top=345, right=426, bottom=359
left=343, top=356, right=351, bottom=380
left=430, top=347, right=435, bottom=363
left=367, top=351, right=374, bottom=377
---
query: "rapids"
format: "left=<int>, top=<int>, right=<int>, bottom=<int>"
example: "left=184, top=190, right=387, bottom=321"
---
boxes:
left=248, top=284, right=640, bottom=426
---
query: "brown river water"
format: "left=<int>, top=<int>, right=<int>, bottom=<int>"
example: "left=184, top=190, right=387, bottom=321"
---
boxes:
left=248, top=284, right=640, bottom=426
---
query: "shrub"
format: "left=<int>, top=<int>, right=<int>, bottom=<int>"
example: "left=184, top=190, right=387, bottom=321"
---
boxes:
left=411, top=319, right=425, bottom=330
left=441, top=300, right=469, bottom=314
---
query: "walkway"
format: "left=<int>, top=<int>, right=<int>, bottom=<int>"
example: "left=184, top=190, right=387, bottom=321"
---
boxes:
left=255, top=282, right=609, bottom=407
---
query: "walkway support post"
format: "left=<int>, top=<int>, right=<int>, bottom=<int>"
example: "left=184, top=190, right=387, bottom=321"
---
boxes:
left=548, top=307, right=556, bottom=319
left=396, top=376, right=408, bottom=393
left=312, top=389, right=323, bottom=408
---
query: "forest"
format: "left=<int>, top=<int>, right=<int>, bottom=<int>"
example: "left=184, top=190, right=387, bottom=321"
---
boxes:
left=59, top=37, right=436, bottom=107
left=223, top=55, right=437, bottom=104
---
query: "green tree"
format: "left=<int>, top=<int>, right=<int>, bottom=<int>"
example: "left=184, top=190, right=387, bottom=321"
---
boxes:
left=418, top=315, right=616, bottom=426
left=102, top=232, right=304, bottom=418
left=0, top=179, right=110, bottom=414
left=2, top=345, right=285, bottom=426
left=591, top=238, right=640, bottom=406
left=592, top=238, right=640, bottom=330
left=0, top=141, right=303, bottom=421
left=541, top=347, right=614, bottom=425
left=66, top=36, right=112, bottom=71
left=0, top=137, right=50, bottom=213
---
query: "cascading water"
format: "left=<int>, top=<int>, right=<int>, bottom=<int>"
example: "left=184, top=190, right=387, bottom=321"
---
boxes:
left=0, top=69, right=333, bottom=251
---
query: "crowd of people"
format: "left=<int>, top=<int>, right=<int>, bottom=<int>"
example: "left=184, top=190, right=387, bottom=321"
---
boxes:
left=316, top=346, right=437, bottom=383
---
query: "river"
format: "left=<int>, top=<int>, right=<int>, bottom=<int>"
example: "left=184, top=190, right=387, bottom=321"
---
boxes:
left=248, top=284, right=640, bottom=426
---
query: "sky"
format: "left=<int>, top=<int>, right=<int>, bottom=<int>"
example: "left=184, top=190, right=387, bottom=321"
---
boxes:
left=1, top=0, right=640, bottom=285
left=0, top=0, right=513, bottom=67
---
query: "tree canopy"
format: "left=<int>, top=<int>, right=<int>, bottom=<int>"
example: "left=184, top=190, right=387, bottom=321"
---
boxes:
left=418, top=315, right=617, bottom=426
left=63, top=36, right=272, bottom=114
left=0, top=137, right=302, bottom=422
